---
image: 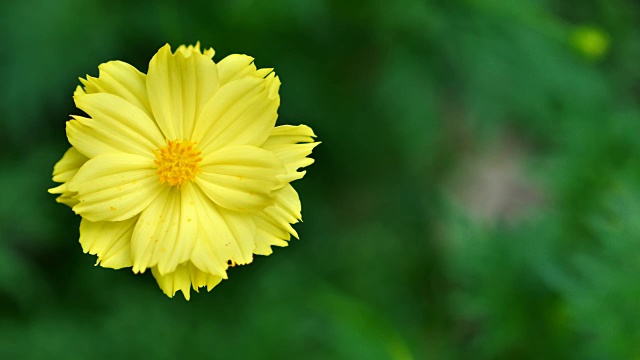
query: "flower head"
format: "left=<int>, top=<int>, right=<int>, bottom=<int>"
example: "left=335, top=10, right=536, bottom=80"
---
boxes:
left=49, top=43, right=318, bottom=299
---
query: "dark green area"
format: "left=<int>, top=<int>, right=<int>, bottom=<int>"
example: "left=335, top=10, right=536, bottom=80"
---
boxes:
left=2, top=0, right=640, bottom=358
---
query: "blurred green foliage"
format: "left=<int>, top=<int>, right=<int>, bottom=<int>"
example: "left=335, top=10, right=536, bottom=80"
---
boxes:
left=2, top=0, right=640, bottom=358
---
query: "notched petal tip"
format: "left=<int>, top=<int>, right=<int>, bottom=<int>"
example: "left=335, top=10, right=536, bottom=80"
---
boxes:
left=261, top=125, right=319, bottom=184
left=303, top=126, right=318, bottom=138
left=74, top=85, right=86, bottom=97
left=132, top=266, right=147, bottom=274
left=255, top=68, right=274, bottom=78
left=152, top=263, right=224, bottom=300
left=171, top=42, right=217, bottom=60
left=265, top=73, right=281, bottom=99
left=216, top=54, right=266, bottom=85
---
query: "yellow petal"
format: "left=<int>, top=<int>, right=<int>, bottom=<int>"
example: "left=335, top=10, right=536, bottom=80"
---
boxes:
left=69, top=93, right=165, bottom=158
left=67, top=153, right=162, bottom=222
left=51, top=147, right=88, bottom=183
left=254, top=217, right=289, bottom=255
left=54, top=193, right=80, bottom=207
left=176, top=42, right=201, bottom=57
left=265, top=184, right=302, bottom=228
left=130, top=183, right=198, bottom=275
left=80, top=61, right=153, bottom=118
left=79, top=217, right=136, bottom=269
left=195, top=145, right=284, bottom=212
left=216, top=54, right=276, bottom=87
left=261, top=125, right=319, bottom=182
left=262, top=124, right=316, bottom=146
left=264, top=72, right=281, bottom=100
left=49, top=184, right=80, bottom=207
left=74, top=85, right=86, bottom=97
left=190, top=185, right=256, bottom=276
left=152, top=262, right=191, bottom=300
left=217, top=54, right=256, bottom=85
left=48, top=147, right=89, bottom=207
left=146, top=44, right=219, bottom=140
left=191, top=76, right=279, bottom=154
left=152, top=262, right=222, bottom=300
left=176, top=42, right=215, bottom=59
left=203, top=48, right=215, bottom=58
left=253, top=185, right=302, bottom=255
left=48, top=183, right=68, bottom=194
left=189, top=262, right=223, bottom=291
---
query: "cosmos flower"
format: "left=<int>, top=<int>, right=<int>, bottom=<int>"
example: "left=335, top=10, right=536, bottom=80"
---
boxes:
left=49, top=43, right=318, bottom=299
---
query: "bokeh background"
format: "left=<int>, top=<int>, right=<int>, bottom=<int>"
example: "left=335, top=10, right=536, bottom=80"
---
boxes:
left=2, top=0, right=640, bottom=359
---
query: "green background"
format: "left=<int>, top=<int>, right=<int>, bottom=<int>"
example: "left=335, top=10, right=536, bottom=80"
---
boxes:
left=2, top=0, right=640, bottom=359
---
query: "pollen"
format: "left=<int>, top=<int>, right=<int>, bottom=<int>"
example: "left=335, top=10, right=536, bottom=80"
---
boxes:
left=154, top=140, right=202, bottom=188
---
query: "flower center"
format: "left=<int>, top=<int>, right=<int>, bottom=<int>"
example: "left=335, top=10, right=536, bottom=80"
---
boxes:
left=154, top=140, right=202, bottom=188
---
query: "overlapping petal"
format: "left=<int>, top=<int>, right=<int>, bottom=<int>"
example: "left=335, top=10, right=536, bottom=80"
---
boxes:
left=80, top=61, right=153, bottom=118
left=68, top=93, right=165, bottom=158
left=261, top=125, right=319, bottom=182
left=191, top=74, right=280, bottom=154
left=253, top=185, right=302, bottom=255
left=253, top=217, right=290, bottom=255
left=217, top=54, right=273, bottom=86
left=80, top=217, right=137, bottom=269
left=195, top=145, right=285, bottom=212
left=130, top=182, right=198, bottom=275
left=48, top=185, right=80, bottom=207
left=190, top=185, right=256, bottom=276
left=48, top=147, right=88, bottom=207
left=67, top=153, right=162, bottom=222
left=152, top=262, right=222, bottom=300
left=253, top=125, right=318, bottom=255
left=147, top=44, right=219, bottom=140
left=51, top=147, right=88, bottom=183
left=177, top=42, right=215, bottom=59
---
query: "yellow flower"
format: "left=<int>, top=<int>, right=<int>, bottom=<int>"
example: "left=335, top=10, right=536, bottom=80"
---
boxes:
left=49, top=43, right=318, bottom=299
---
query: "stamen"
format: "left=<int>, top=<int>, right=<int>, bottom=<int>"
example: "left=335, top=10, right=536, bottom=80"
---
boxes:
left=154, top=140, right=202, bottom=188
